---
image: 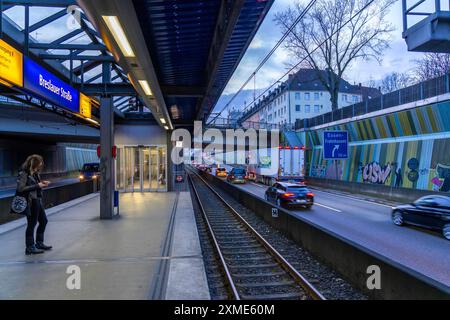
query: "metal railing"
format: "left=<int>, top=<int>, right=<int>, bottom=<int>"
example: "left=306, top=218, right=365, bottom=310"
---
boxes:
left=402, top=0, right=450, bottom=33
left=205, top=117, right=284, bottom=131
left=295, top=73, right=450, bottom=130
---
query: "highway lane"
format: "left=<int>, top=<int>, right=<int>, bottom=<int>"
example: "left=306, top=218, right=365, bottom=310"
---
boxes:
left=0, top=178, right=81, bottom=199
left=208, top=168, right=450, bottom=288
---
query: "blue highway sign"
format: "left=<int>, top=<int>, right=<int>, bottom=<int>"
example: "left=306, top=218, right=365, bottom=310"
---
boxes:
left=323, top=131, right=349, bottom=160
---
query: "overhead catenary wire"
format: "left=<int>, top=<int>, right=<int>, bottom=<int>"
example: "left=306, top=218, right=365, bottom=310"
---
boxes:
left=207, top=0, right=318, bottom=125
left=230, top=0, right=379, bottom=120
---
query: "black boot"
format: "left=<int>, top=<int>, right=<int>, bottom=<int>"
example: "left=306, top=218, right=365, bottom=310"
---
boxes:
left=35, top=242, right=52, bottom=250
left=25, top=245, right=44, bottom=255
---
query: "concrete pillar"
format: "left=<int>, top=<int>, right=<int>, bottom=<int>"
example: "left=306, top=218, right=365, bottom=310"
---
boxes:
left=100, top=97, right=114, bottom=219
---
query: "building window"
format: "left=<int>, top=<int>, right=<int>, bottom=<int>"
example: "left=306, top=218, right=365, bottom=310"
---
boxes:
left=305, top=93, right=310, bottom=101
left=314, top=105, right=320, bottom=112
left=295, top=92, right=301, bottom=100
left=352, top=95, right=358, bottom=103
left=295, top=105, right=301, bottom=112
left=314, top=92, right=320, bottom=100
left=342, top=94, right=347, bottom=102
left=284, top=106, right=286, bottom=114
left=305, top=105, right=310, bottom=113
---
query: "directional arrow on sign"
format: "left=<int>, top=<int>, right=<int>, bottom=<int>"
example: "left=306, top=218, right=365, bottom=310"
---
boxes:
left=332, top=145, right=340, bottom=157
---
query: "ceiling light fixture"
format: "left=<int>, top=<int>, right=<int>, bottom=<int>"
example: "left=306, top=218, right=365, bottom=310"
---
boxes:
left=138, top=80, right=153, bottom=96
left=102, top=16, right=135, bottom=57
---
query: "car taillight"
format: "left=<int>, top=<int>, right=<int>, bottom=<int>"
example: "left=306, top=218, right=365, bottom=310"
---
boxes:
left=244, top=176, right=248, bottom=179
left=282, top=193, right=295, bottom=198
left=307, top=192, right=315, bottom=197
left=231, top=175, right=235, bottom=179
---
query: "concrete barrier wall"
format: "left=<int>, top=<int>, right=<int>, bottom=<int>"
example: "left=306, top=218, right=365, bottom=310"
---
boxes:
left=0, top=180, right=98, bottom=224
left=307, top=177, right=446, bottom=203
left=199, top=171, right=450, bottom=299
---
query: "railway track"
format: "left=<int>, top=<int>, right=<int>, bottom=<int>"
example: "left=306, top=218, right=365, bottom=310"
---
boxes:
left=188, top=168, right=325, bottom=300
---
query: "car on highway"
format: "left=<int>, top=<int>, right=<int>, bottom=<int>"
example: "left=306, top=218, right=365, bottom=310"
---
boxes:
left=265, top=182, right=314, bottom=209
left=79, top=162, right=100, bottom=181
left=226, top=168, right=247, bottom=184
left=215, top=167, right=227, bottom=177
left=392, top=195, right=450, bottom=240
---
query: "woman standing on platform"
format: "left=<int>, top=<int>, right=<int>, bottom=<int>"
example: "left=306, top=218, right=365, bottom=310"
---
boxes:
left=16, top=155, right=53, bottom=255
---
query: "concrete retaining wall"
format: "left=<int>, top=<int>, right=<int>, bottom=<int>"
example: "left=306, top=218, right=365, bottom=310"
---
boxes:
left=199, top=171, right=450, bottom=299
left=307, top=177, right=446, bottom=203
left=0, top=180, right=98, bottom=225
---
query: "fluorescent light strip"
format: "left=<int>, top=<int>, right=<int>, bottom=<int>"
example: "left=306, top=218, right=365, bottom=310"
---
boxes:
left=164, top=126, right=169, bottom=130
left=160, top=118, right=166, bottom=124
left=102, top=16, right=135, bottom=57
left=138, top=80, right=153, bottom=96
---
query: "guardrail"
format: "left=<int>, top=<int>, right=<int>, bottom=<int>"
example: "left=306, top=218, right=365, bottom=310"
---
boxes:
left=295, top=73, right=450, bottom=130
left=307, top=177, right=447, bottom=204
left=0, top=179, right=99, bottom=225
left=197, top=169, right=450, bottom=299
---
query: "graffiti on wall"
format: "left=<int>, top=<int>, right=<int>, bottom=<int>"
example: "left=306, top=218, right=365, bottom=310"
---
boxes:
left=431, top=163, right=450, bottom=192
left=361, top=162, right=392, bottom=184
left=310, top=163, right=343, bottom=180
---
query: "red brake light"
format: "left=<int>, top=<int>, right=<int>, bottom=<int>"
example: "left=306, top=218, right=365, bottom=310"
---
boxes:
left=294, top=146, right=299, bottom=150
left=278, top=146, right=283, bottom=149
left=285, top=146, right=291, bottom=150
left=282, top=193, right=295, bottom=198
left=307, top=192, right=315, bottom=197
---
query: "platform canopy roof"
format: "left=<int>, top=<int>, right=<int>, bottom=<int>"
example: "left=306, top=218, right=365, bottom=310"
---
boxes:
left=0, top=0, right=273, bottom=129
left=78, top=0, right=273, bottom=128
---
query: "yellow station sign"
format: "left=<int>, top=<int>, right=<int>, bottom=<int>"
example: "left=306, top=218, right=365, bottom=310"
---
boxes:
left=79, top=93, right=92, bottom=118
left=0, top=39, right=23, bottom=87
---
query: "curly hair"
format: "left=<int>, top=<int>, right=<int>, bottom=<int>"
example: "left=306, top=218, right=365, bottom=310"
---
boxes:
left=21, top=154, right=44, bottom=174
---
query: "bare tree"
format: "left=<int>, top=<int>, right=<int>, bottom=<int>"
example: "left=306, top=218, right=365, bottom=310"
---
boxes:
left=381, top=72, right=413, bottom=93
left=275, top=0, right=395, bottom=111
left=414, top=53, right=450, bottom=82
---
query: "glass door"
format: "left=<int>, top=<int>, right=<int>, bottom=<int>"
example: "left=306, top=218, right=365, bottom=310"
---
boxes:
left=117, top=145, right=167, bottom=192
left=150, top=146, right=158, bottom=191
left=142, top=147, right=150, bottom=191
left=124, top=147, right=134, bottom=192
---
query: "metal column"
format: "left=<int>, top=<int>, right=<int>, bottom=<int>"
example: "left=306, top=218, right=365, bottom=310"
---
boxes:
left=100, top=97, right=114, bottom=219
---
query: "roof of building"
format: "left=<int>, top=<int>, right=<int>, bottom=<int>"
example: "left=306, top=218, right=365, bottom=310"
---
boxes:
left=239, top=68, right=381, bottom=122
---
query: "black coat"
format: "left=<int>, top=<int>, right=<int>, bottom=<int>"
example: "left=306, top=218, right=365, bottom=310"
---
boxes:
left=16, top=170, right=43, bottom=201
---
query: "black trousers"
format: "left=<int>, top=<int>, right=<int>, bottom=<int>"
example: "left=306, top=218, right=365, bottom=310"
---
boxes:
left=25, top=199, right=48, bottom=247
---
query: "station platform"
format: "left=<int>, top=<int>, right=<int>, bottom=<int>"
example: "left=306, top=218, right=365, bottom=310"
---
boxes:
left=0, top=192, right=210, bottom=300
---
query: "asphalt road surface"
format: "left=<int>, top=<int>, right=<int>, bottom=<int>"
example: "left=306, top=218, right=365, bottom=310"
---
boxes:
left=208, top=166, right=450, bottom=288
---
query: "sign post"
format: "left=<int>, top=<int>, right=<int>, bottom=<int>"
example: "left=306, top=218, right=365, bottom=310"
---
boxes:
left=323, top=131, right=349, bottom=180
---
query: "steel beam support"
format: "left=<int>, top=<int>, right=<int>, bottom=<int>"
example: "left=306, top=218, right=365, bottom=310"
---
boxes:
left=29, top=43, right=107, bottom=50
left=2, top=0, right=75, bottom=7
left=99, top=97, right=114, bottom=220
left=39, top=54, right=115, bottom=61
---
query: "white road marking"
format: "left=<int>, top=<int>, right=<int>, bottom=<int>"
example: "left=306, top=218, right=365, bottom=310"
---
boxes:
left=312, top=188, right=394, bottom=209
left=315, top=202, right=342, bottom=213
left=250, top=182, right=267, bottom=189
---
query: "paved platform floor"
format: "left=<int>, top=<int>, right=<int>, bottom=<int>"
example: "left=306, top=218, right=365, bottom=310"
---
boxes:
left=0, top=192, right=209, bottom=300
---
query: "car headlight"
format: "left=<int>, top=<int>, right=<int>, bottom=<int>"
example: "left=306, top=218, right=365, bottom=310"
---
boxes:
left=79, top=175, right=84, bottom=179
left=92, top=175, right=97, bottom=179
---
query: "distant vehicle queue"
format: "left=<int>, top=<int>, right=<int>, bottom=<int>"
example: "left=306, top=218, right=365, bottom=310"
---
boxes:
left=193, top=162, right=450, bottom=240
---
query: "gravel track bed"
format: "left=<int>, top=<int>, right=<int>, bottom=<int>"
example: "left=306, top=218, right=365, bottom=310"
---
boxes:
left=207, top=180, right=368, bottom=300
left=189, top=173, right=311, bottom=300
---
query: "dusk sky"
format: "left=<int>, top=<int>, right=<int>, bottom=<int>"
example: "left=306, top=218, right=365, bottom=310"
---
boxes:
left=4, top=0, right=446, bottom=115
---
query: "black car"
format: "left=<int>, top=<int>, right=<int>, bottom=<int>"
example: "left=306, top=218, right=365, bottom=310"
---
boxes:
left=392, top=195, right=450, bottom=240
left=265, top=182, right=314, bottom=209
